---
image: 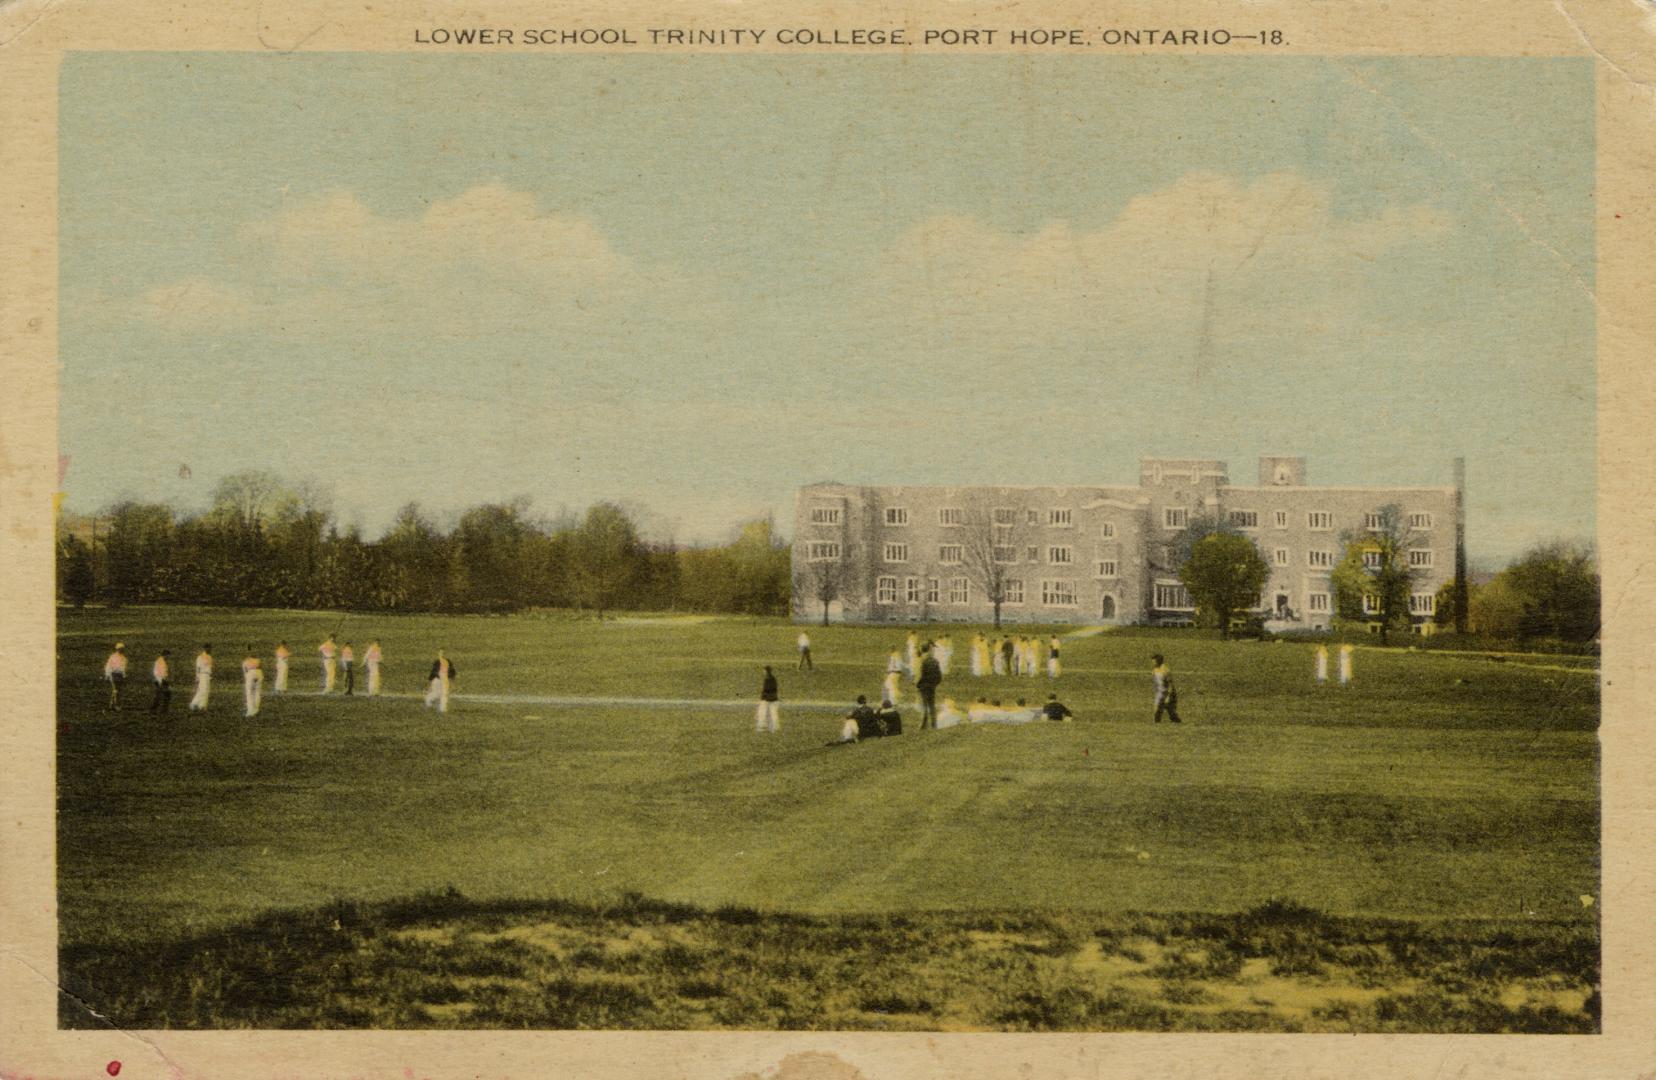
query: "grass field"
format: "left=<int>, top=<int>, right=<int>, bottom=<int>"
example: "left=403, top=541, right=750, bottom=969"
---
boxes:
left=55, top=607, right=1600, bottom=1031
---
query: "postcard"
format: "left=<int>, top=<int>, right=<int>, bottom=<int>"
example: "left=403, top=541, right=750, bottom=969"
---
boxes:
left=2, top=0, right=1653, bottom=1077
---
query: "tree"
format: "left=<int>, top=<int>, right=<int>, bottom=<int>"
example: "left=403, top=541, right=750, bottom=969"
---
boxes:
left=566, top=502, right=644, bottom=618
left=57, top=533, right=95, bottom=608
left=957, top=500, right=1027, bottom=629
left=1175, top=525, right=1269, bottom=639
left=1331, top=503, right=1415, bottom=645
left=1503, top=540, right=1599, bottom=642
left=794, top=552, right=850, bottom=626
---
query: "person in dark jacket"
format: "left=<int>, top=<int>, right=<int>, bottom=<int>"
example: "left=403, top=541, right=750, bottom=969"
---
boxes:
left=755, top=665, right=780, bottom=732
left=915, top=646, right=944, bottom=729
left=1152, top=654, right=1182, bottom=724
left=1041, top=693, right=1075, bottom=722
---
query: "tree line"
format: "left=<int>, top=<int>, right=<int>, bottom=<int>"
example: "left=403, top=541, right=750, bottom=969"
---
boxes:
left=55, top=471, right=791, bottom=617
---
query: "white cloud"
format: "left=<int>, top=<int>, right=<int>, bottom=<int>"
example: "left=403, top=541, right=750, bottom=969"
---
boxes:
left=870, top=171, right=1453, bottom=350
left=241, top=183, right=629, bottom=289
left=133, top=276, right=254, bottom=327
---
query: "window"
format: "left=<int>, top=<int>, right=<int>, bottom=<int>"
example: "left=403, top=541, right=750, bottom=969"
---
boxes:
left=1154, top=581, right=1194, bottom=610
left=810, top=506, right=841, bottom=525
left=1307, top=591, right=1330, bottom=613
left=1362, top=551, right=1383, bottom=571
left=1048, top=508, right=1073, bottom=527
left=1307, top=511, right=1333, bottom=530
left=1274, top=510, right=1289, bottom=529
left=949, top=577, right=971, bottom=604
left=938, top=507, right=964, bottom=527
left=1100, top=522, right=1116, bottom=539
left=1409, top=549, right=1435, bottom=568
left=1004, top=579, right=1025, bottom=604
left=1308, top=550, right=1334, bottom=568
left=1042, top=580, right=1078, bottom=606
left=938, top=544, right=963, bottom=564
left=884, top=507, right=909, bottom=527
left=993, top=545, right=1017, bottom=563
left=883, top=542, right=908, bottom=563
left=1408, top=512, right=1434, bottom=530
left=993, top=507, right=1017, bottom=526
left=807, top=542, right=841, bottom=561
left=1025, top=545, right=1041, bottom=563
left=1163, top=507, right=1189, bottom=529
left=876, top=577, right=898, bottom=604
left=1026, top=509, right=1041, bottom=525
left=1364, top=512, right=1385, bottom=531
left=1410, top=593, right=1436, bottom=615
left=1048, top=546, right=1073, bottom=565
left=1228, top=510, right=1258, bottom=529
left=1095, top=560, right=1118, bottom=579
left=1363, top=594, right=1383, bottom=616
left=926, top=578, right=940, bottom=604
left=1274, top=548, right=1291, bottom=567
left=905, top=577, right=922, bottom=604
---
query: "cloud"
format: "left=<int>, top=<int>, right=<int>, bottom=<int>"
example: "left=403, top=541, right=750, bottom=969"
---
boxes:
left=869, top=171, right=1453, bottom=352
left=241, top=183, right=629, bottom=290
left=133, top=276, right=255, bottom=328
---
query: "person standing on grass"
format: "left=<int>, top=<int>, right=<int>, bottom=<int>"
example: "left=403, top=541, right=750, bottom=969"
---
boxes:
left=340, top=642, right=356, bottom=696
left=887, top=644, right=903, bottom=676
left=1339, top=643, right=1354, bottom=686
left=273, top=641, right=291, bottom=694
left=319, top=635, right=338, bottom=693
left=188, top=644, right=214, bottom=712
left=103, top=643, right=129, bottom=711
left=1151, top=653, right=1183, bottom=724
left=242, top=647, right=264, bottom=718
left=1001, top=636, right=1016, bottom=676
left=148, top=650, right=172, bottom=715
left=971, top=633, right=987, bottom=677
left=1315, top=643, right=1329, bottom=684
left=424, top=650, right=456, bottom=713
left=755, top=665, right=780, bottom=733
left=915, top=645, right=943, bottom=729
left=797, top=630, right=813, bottom=670
left=365, top=640, right=383, bottom=696
left=882, top=667, right=903, bottom=707
left=1048, top=635, right=1062, bottom=679
left=905, top=631, right=920, bottom=677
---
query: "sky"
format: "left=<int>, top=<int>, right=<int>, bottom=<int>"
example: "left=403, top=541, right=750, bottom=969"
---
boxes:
left=58, top=54, right=1595, bottom=564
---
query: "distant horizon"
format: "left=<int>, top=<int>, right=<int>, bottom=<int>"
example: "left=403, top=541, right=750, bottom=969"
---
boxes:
left=59, top=54, right=1595, bottom=568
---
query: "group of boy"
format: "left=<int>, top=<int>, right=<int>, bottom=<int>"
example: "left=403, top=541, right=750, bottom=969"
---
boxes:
left=970, top=633, right=1062, bottom=678
left=100, top=639, right=458, bottom=718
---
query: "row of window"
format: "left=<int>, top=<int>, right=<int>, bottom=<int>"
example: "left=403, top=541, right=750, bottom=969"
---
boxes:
left=1149, top=587, right=1437, bottom=616
left=1362, top=594, right=1439, bottom=615
left=1217, top=508, right=1435, bottom=531
left=811, top=506, right=1085, bottom=528
left=812, top=505, right=1438, bottom=533
left=812, top=539, right=1440, bottom=571
left=1271, top=548, right=1436, bottom=569
left=874, top=576, right=1081, bottom=607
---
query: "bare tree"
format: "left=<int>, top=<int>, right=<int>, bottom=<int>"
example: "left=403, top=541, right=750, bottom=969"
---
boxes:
left=958, top=498, right=1027, bottom=629
left=794, top=549, right=850, bottom=626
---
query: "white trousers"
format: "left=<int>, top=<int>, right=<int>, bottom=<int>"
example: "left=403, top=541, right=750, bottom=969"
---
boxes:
left=189, top=676, right=211, bottom=710
left=1315, top=654, right=1328, bottom=683
left=367, top=662, right=381, bottom=696
left=425, top=676, right=450, bottom=712
left=754, top=700, right=780, bottom=732
left=322, top=658, right=336, bottom=693
left=274, top=658, right=289, bottom=693
left=1048, top=658, right=1061, bottom=678
left=244, top=671, right=263, bottom=716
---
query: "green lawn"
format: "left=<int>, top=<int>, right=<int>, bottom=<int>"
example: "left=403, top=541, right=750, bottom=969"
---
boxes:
left=55, top=607, right=1599, bottom=1029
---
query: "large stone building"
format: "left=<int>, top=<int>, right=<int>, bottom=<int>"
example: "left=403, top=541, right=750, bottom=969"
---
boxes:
left=791, top=456, right=1462, bottom=629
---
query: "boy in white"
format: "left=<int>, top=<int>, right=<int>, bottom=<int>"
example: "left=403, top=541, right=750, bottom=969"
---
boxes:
left=424, top=650, right=455, bottom=713
left=882, top=669, right=902, bottom=706
left=242, top=648, right=264, bottom=718
left=365, top=640, right=383, bottom=696
left=796, top=631, right=813, bottom=670
left=1338, top=643, right=1354, bottom=686
left=188, top=645, right=214, bottom=711
left=319, top=637, right=338, bottom=693
left=103, top=643, right=129, bottom=711
left=970, top=634, right=987, bottom=677
left=1314, top=644, right=1329, bottom=683
left=1048, top=636, right=1062, bottom=678
left=273, top=642, right=291, bottom=693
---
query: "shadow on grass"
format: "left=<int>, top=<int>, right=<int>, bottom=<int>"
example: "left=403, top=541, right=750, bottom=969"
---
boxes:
left=60, top=889, right=1598, bottom=1033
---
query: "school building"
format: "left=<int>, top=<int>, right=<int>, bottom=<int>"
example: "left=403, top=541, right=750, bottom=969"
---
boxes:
left=791, top=456, right=1464, bottom=629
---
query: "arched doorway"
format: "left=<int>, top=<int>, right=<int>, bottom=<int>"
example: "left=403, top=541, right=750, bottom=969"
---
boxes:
left=1100, top=595, right=1116, bottom=621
